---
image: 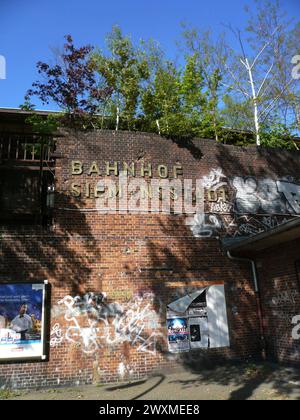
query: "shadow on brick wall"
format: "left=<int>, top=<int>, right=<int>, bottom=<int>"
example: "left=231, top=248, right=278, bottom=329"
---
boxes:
left=166, top=135, right=203, bottom=160
left=142, top=215, right=300, bottom=400
left=144, top=216, right=261, bottom=357
left=0, top=191, right=101, bottom=295
left=215, top=143, right=300, bottom=179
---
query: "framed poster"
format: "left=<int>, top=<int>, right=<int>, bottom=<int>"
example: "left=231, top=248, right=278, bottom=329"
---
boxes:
left=0, top=280, right=49, bottom=362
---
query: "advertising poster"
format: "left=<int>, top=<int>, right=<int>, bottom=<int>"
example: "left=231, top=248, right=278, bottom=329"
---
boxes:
left=0, top=282, right=46, bottom=360
left=167, top=315, right=190, bottom=353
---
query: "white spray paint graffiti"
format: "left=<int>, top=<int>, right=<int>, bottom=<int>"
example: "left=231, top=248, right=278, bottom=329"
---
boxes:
left=232, top=176, right=300, bottom=216
left=186, top=213, right=222, bottom=238
left=270, top=290, right=299, bottom=307
left=187, top=169, right=300, bottom=238
left=59, top=295, right=100, bottom=354
left=118, top=361, right=134, bottom=380
left=209, top=201, right=233, bottom=213
left=233, top=177, right=293, bottom=214
left=186, top=211, right=289, bottom=239
left=268, top=288, right=300, bottom=341
left=277, top=181, right=300, bottom=214
left=53, top=292, right=163, bottom=356
left=203, top=168, right=227, bottom=190
left=50, top=323, right=64, bottom=348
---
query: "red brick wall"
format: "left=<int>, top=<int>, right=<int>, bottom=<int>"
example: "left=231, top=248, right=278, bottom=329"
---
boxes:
left=1, top=130, right=300, bottom=389
left=256, top=238, right=300, bottom=364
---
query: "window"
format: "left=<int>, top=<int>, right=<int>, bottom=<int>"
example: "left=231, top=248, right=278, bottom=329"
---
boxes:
left=0, top=134, right=54, bottom=162
left=0, top=134, right=55, bottom=224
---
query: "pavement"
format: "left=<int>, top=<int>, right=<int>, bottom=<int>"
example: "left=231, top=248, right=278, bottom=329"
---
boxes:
left=2, top=362, right=300, bottom=401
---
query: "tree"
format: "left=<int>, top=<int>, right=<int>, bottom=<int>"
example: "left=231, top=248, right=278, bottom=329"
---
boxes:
left=141, top=61, right=182, bottom=135
left=221, top=0, right=299, bottom=145
left=181, top=28, right=226, bottom=141
left=179, top=54, right=206, bottom=135
left=180, top=1, right=300, bottom=147
left=141, top=51, right=223, bottom=139
left=220, top=94, right=254, bottom=136
left=26, top=35, right=112, bottom=127
left=92, top=26, right=150, bottom=130
left=23, top=6, right=300, bottom=148
left=246, top=0, right=300, bottom=136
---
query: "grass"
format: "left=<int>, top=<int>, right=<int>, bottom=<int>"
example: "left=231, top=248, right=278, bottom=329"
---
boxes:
left=244, top=363, right=273, bottom=379
left=0, top=389, right=19, bottom=400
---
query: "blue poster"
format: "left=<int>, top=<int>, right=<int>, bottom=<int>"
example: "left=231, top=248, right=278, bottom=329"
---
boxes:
left=167, top=316, right=190, bottom=353
left=0, top=283, right=45, bottom=359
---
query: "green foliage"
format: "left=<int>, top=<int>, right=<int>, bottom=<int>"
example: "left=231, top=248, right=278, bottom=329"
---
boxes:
left=260, top=121, right=298, bottom=150
left=25, top=114, right=59, bottom=135
left=140, top=55, right=224, bottom=140
left=25, top=6, right=300, bottom=150
left=180, top=54, right=205, bottom=116
left=92, top=26, right=150, bottom=130
left=221, top=95, right=254, bottom=131
left=0, top=389, right=19, bottom=400
left=141, top=62, right=182, bottom=134
left=20, top=101, right=59, bottom=135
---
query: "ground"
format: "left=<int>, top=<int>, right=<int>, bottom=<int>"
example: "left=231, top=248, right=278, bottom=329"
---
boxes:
left=1, top=362, right=300, bottom=401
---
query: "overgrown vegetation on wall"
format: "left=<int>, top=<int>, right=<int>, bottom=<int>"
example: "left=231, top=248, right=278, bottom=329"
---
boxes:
left=22, top=0, right=300, bottom=149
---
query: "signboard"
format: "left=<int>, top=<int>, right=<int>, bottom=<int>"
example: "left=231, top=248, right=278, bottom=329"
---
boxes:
left=0, top=281, right=49, bottom=361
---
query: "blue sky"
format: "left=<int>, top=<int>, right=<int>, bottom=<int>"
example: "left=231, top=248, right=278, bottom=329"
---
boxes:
left=0, top=0, right=299, bottom=110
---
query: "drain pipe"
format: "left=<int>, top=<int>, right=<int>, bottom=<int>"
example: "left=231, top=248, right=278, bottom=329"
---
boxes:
left=227, top=251, right=266, bottom=360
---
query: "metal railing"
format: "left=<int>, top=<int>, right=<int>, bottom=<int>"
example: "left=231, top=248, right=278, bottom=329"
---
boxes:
left=0, top=133, right=55, bottom=162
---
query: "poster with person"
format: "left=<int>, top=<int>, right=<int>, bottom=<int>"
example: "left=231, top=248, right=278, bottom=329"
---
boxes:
left=0, top=282, right=46, bottom=360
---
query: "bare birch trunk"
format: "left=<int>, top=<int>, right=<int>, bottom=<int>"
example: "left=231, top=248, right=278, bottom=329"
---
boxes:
left=156, top=119, right=161, bottom=135
left=246, top=58, right=260, bottom=146
left=116, top=106, right=120, bottom=131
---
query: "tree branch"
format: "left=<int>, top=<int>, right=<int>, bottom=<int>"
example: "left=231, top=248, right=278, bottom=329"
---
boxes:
left=220, top=81, right=250, bottom=98
left=224, top=63, right=250, bottom=98
left=250, top=26, right=280, bottom=70
left=257, top=62, right=275, bottom=97
left=258, top=77, right=294, bottom=122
